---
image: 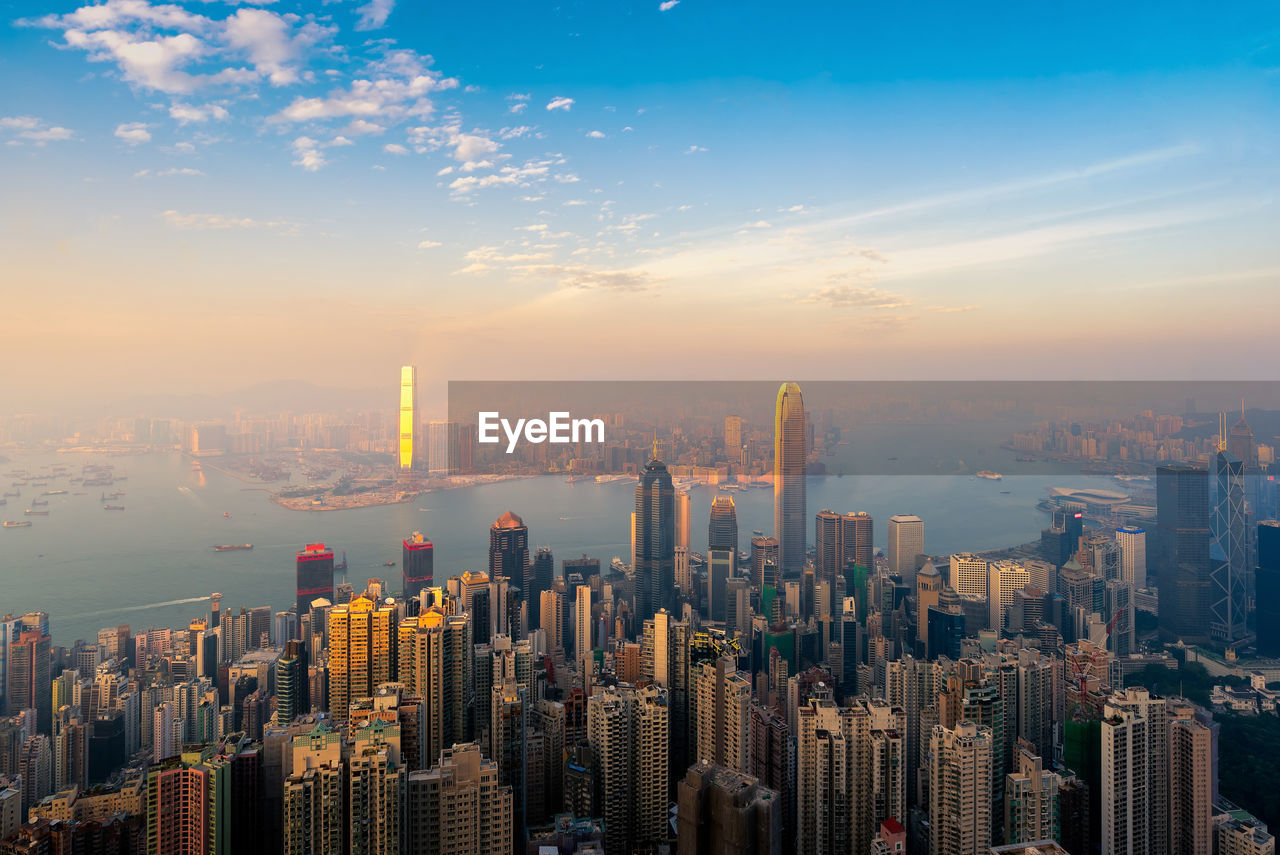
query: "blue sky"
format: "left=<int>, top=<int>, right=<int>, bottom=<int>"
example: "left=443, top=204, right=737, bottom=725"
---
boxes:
left=2, top=0, right=1279, bottom=411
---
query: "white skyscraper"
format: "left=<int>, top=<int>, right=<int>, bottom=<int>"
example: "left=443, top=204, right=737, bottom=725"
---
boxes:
left=1116, top=526, right=1148, bottom=590
left=928, top=721, right=993, bottom=855
left=888, top=515, right=925, bottom=579
left=988, top=560, right=1031, bottom=631
left=950, top=553, right=990, bottom=599
left=575, top=585, right=593, bottom=678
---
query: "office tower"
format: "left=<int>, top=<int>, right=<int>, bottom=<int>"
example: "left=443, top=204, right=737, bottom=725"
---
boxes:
left=888, top=515, right=925, bottom=580
left=1217, top=817, right=1275, bottom=855
left=708, top=548, right=734, bottom=622
left=676, top=488, right=692, bottom=553
left=724, top=414, right=744, bottom=458
left=405, top=742, right=512, bottom=855
left=1116, top=526, right=1147, bottom=590
left=399, top=365, right=417, bottom=471
left=1004, top=741, right=1061, bottom=844
left=674, top=546, right=693, bottom=596
left=709, top=495, right=739, bottom=554
left=815, top=509, right=843, bottom=580
left=692, top=658, right=751, bottom=773
left=774, top=382, right=807, bottom=573
left=948, top=552, right=987, bottom=598
left=489, top=511, right=530, bottom=584
left=928, top=721, right=994, bottom=855
left=843, top=511, right=874, bottom=573
left=277, top=640, right=308, bottom=724
left=1169, top=706, right=1214, bottom=855
left=1211, top=445, right=1248, bottom=643
left=677, top=762, right=781, bottom=855
left=635, top=455, right=676, bottom=623
left=540, top=589, right=564, bottom=658
left=528, top=547, right=554, bottom=631
left=1101, top=687, right=1169, bottom=855
left=402, top=531, right=434, bottom=602
left=588, top=684, right=670, bottom=853
left=917, top=560, right=943, bottom=645
left=1156, top=463, right=1212, bottom=642
left=750, top=535, right=780, bottom=590
left=1258, top=521, right=1280, bottom=657
left=725, top=577, right=751, bottom=638
left=927, top=601, right=965, bottom=662
left=327, top=596, right=395, bottom=725
left=575, top=585, right=593, bottom=677
left=988, top=560, right=1031, bottom=632
left=297, top=544, right=336, bottom=619
left=147, top=754, right=229, bottom=855
left=428, top=420, right=459, bottom=475
left=399, top=610, right=471, bottom=769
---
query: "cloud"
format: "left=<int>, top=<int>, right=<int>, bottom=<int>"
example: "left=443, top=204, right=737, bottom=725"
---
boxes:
left=793, top=285, right=911, bottom=310
left=500, top=126, right=532, bottom=139
left=659, top=0, right=680, bottom=9
left=925, top=304, right=980, bottom=313
left=344, top=119, right=385, bottom=136
left=115, top=121, right=152, bottom=144
left=275, top=69, right=456, bottom=122
left=685, top=145, right=707, bottom=153
left=0, top=115, right=74, bottom=143
left=354, top=0, right=395, bottom=30
left=586, top=130, right=605, bottom=139
left=134, top=166, right=204, bottom=176
left=780, top=204, right=804, bottom=213
left=509, top=103, right=527, bottom=114
left=545, top=96, right=574, bottom=112
left=224, top=8, right=330, bottom=87
left=416, top=239, right=442, bottom=248
left=383, top=143, right=408, bottom=155
left=551, top=265, right=658, bottom=292
left=162, top=209, right=289, bottom=229
left=289, top=135, right=352, bottom=171
left=168, top=102, right=228, bottom=123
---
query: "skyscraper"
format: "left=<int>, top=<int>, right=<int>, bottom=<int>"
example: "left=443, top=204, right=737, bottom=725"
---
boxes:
left=296, top=543, right=335, bottom=620
left=1156, top=463, right=1212, bottom=643
left=326, top=596, right=395, bottom=725
left=676, top=762, right=781, bottom=855
left=1258, top=521, right=1280, bottom=657
left=1116, top=525, right=1148, bottom=590
left=675, top=489, right=692, bottom=553
left=888, top=515, right=925, bottom=580
left=528, top=547, right=554, bottom=631
left=708, top=495, right=739, bottom=554
left=402, top=531, right=434, bottom=602
left=489, top=511, right=530, bottom=583
left=988, top=560, right=1031, bottom=632
left=635, top=456, right=675, bottom=623
left=773, top=382, right=807, bottom=573
left=928, top=720, right=993, bottom=855
left=575, top=585, right=593, bottom=678
left=1004, top=741, right=1061, bottom=845
left=427, top=420, right=458, bottom=475
left=399, top=365, right=416, bottom=471
left=1101, top=687, right=1169, bottom=855
left=723, top=414, right=744, bottom=459
left=398, top=609, right=471, bottom=767
left=405, top=742, right=513, bottom=855
left=587, top=684, right=669, bottom=853
left=1211, top=444, right=1248, bottom=643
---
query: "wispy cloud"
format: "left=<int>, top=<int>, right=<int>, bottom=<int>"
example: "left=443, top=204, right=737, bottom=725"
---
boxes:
left=659, top=0, right=680, bottom=9
left=793, top=285, right=911, bottom=310
left=162, top=209, right=291, bottom=230
left=546, top=96, right=575, bottom=112
left=0, top=115, right=74, bottom=143
left=354, top=0, right=395, bottom=31
left=114, top=122, right=151, bottom=144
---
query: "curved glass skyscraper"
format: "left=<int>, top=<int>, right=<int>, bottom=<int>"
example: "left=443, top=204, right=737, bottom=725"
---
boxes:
left=773, top=382, right=807, bottom=573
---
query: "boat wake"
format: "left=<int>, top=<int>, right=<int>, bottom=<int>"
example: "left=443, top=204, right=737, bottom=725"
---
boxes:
left=67, top=595, right=212, bottom=620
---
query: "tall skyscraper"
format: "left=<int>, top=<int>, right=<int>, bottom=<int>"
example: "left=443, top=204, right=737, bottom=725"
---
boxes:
left=1211, top=444, right=1248, bottom=643
left=296, top=543, right=335, bottom=619
left=676, top=762, right=780, bottom=855
left=575, top=585, right=593, bottom=677
left=1101, top=687, right=1169, bottom=855
left=1156, top=463, right=1212, bottom=643
left=723, top=414, right=744, bottom=459
left=427, top=420, right=458, bottom=475
left=1004, top=741, right=1061, bottom=845
left=916, top=560, right=943, bottom=644
left=928, top=721, right=994, bottom=855
left=988, top=560, right=1031, bottom=631
left=402, top=531, right=434, bottom=602
left=1116, top=525, right=1148, bottom=590
left=326, top=595, right=395, bottom=725
left=398, top=609, right=471, bottom=767
left=1169, top=705, right=1214, bottom=855
left=635, top=456, right=676, bottom=623
left=675, top=489, right=692, bottom=553
left=405, top=742, right=513, bottom=855
left=708, top=495, right=739, bottom=554
left=1258, top=521, right=1280, bottom=657
left=489, top=511, right=530, bottom=583
left=773, top=382, right=807, bottom=573
left=399, top=365, right=416, bottom=471
left=528, top=547, right=554, bottom=631
left=888, top=515, right=925, bottom=580
left=692, top=658, right=751, bottom=773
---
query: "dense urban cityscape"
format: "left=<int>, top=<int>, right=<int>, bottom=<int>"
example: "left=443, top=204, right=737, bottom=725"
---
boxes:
left=1, top=376, right=1279, bottom=854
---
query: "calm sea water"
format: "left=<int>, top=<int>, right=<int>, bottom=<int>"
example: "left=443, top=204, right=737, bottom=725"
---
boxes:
left=0, top=451, right=1114, bottom=645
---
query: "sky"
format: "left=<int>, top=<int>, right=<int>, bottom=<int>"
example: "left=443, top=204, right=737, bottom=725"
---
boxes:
left=1, top=0, right=1279, bottom=415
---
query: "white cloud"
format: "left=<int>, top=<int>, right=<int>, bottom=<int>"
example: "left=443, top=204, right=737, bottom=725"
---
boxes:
left=290, top=134, right=350, bottom=171
left=509, top=102, right=527, bottom=114
left=224, top=8, right=330, bottom=87
left=447, top=159, right=551, bottom=195
left=742, top=220, right=772, bottom=229
left=0, top=115, right=74, bottom=143
left=500, top=125, right=533, bottom=139
left=659, top=0, right=680, bottom=9
left=780, top=204, right=804, bottom=213
left=115, top=121, right=152, bottom=144
left=134, top=166, right=204, bottom=177
left=383, top=143, right=408, bottom=155
left=586, top=130, right=605, bottom=139
left=793, top=285, right=910, bottom=310
left=274, top=71, right=455, bottom=122
left=354, top=0, right=395, bottom=31
left=168, top=102, right=229, bottom=124
left=436, top=165, right=454, bottom=176
left=685, top=145, right=707, bottom=154
left=345, top=119, right=385, bottom=135
left=162, top=209, right=288, bottom=229
left=545, top=96, right=574, bottom=112
left=563, top=199, right=589, bottom=206
left=416, top=239, right=442, bottom=248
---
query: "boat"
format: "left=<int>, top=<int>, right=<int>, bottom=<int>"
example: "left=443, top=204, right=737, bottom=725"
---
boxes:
left=24, top=509, right=49, bottom=516
left=1000, top=490, right=1011, bottom=494
left=2, top=521, right=32, bottom=528
left=103, top=505, right=125, bottom=511
left=382, top=561, right=396, bottom=567
left=42, top=489, right=67, bottom=496
left=213, top=544, right=253, bottom=552
left=976, top=471, right=1003, bottom=481
left=31, top=499, right=48, bottom=506
left=223, top=512, right=231, bottom=518
left=1015, top=455, right=1036, bottom=463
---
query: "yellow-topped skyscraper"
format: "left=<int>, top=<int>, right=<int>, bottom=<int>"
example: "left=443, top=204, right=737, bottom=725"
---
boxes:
left=399, top=365, right=417, bottom=471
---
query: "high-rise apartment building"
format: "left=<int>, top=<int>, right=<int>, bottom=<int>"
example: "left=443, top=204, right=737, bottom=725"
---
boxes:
left=327, top=596, right=395, bottom=725
left=928, top=721, right=993, bottom=855
left=587, top=684, right=670, bottom=853
left=1101, top=687, right=1169, bottom=855
left=398, top=609, right=471, bottom=768
left=1169, top=705, right=1214, bottom=855
left=888, top=515, right=925, bottom=580
left=774, top=382, right=807, bottom=573
left=404, top=742, right=513, bottom=855
left=692, top=658, right=751, bottom=774
left=575, top=585, right=592, bottom=678
left=676, top=762, right=781, bottom=855
left=1004, top=741, right=1061, bottom=845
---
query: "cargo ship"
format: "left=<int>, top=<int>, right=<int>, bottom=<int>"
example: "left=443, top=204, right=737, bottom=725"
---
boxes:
left=103, top=505, right=125, bottom=511
left=976, top=470, right=1003, bottom=481
left=25, top=509, right=49, bottom=516
left=213, top=544, right=253, bottom=552
left=2, top=520, right=32, bottom=528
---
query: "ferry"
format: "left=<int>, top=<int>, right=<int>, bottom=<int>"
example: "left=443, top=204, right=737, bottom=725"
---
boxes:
left=213, top=544, right=253, bottom=552
left=382, top=561, right=396, bottom=567
left=2, top=521, right=32, bottom=528
left=42, top=489, right=67, bottom=496
left=976, top=471, right=1003, bottom=481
